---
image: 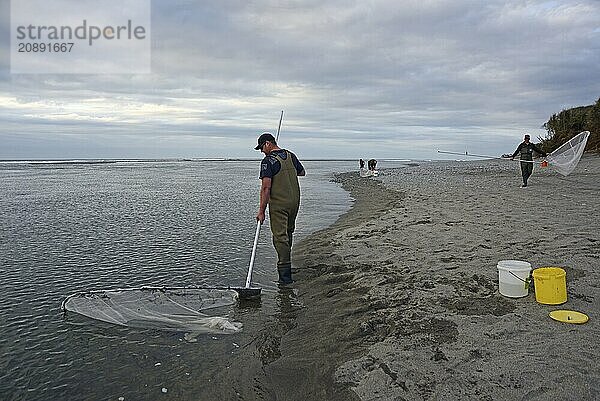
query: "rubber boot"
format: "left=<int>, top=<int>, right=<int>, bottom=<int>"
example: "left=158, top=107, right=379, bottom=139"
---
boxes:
left=278, top=266, right=293, bottom=285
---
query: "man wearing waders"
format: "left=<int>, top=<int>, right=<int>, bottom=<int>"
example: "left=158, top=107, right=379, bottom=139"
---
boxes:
left=511, top=134, right=546, bottom=188
left=255, top=132, right=305, bottom=284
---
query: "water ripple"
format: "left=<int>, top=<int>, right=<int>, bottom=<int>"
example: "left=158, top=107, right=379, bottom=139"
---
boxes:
left=0, top=160, right=355, bottom=400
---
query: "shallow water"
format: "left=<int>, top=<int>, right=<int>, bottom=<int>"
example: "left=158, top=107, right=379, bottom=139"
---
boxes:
left=0, top=158, right=415, bottom=400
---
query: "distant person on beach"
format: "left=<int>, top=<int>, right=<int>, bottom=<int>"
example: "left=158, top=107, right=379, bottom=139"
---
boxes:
left=368, top=159, right=377, bottom=171
left=360, top=159, right=365, bottom=169
left=255, top=132, right=305, bottom=284
left=511, top=134, right=547, bottom=188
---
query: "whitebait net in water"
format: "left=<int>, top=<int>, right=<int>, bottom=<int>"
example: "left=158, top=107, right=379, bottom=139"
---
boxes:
left=62, top=287, right=243, bottom=334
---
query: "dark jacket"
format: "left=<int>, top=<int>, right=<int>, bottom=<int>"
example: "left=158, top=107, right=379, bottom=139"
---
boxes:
left=512, top=142, right=547, bottom=160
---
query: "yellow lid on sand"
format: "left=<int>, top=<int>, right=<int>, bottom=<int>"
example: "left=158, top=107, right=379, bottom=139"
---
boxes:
left=549, top=310, right=589, bottom=324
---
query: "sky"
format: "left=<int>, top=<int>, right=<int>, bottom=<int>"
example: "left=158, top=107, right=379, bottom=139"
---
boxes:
left=1, top=0, right=599, bottom=160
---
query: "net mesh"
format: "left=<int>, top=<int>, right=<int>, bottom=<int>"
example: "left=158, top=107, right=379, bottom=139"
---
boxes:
left=546, top=131, right=590, bottom=176
left=62, top=287, right=243, bottom=334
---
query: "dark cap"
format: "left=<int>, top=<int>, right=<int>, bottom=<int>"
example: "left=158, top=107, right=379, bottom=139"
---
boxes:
left=524, top=134, right=530, bottom=139
left=254, top=132, right=276, bottom=150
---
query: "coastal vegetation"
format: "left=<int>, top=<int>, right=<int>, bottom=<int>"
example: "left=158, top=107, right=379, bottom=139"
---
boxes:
left=540, top=98, right=600, bottom=153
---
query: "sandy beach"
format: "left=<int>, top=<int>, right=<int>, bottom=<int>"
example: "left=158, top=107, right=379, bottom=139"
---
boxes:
left=205, top=155, right=599, bottom=401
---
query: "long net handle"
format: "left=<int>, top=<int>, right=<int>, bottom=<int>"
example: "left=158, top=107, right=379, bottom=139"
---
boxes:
left=437, top=150, right=542, bottom=164
left=275, top=110, right=284, bottom=142
left=245, top=221, right=261, bottom=288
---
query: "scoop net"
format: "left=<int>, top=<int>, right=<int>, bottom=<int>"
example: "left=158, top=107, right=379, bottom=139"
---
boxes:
left=61, top=287, right=243, bottom=334
left=546, top=131, right=590, bottom=176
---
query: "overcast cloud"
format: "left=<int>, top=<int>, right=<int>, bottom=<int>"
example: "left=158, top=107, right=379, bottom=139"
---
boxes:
left=1, top=0, right=599, bottom=159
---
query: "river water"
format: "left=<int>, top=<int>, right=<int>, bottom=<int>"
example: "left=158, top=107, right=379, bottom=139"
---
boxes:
left=0, top=158, right=417, bottom=400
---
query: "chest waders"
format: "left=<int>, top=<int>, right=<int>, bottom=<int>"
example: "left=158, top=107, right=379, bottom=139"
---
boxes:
left=269, top=151, right=300, bottom=284
left=520, top=144, right=535, bottom=186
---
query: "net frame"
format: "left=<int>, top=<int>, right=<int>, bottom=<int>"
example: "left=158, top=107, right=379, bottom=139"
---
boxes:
left=546, top=131, right=590, bottom=176
left=61, top=286, right=244, bottom=334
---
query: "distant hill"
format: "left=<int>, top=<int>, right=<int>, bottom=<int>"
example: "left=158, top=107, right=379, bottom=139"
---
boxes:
left=540, top=98, right=599, bottom=153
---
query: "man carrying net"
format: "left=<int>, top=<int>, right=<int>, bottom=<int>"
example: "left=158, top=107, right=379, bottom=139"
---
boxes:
left=511, top=134, right=547, bottom=188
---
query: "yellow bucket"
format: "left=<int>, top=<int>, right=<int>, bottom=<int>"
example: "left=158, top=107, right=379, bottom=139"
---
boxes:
left=532, top=267, right=567, bottom=305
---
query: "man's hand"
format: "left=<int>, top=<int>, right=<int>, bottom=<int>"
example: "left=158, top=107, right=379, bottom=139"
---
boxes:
left=257, top=177, right=271, bottom=224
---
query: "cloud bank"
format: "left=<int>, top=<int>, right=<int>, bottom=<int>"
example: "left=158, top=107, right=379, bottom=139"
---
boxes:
left=1, top=0, right=599, bottom=159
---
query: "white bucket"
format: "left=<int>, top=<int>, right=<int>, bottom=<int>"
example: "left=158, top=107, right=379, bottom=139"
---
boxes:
left=497, top=260, right=531, bottom=298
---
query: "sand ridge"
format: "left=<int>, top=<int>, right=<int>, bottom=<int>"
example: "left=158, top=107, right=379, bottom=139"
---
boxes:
left=291, top=156, right=599, bottom=400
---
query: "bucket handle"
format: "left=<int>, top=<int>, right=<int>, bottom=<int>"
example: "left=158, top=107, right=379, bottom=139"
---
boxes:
left=508, top=271, right=532, bottom=290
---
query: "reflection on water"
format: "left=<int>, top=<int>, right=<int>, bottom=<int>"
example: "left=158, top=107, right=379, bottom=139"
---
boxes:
left=256, top=288, right=304, bottom=367
left=0, top=159, right=363, bottom=400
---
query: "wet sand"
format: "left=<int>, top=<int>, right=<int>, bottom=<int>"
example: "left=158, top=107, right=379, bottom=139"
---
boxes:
left=290, top=155, right=600, bottom=400
left=208, top=155, right=599, bottom=400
